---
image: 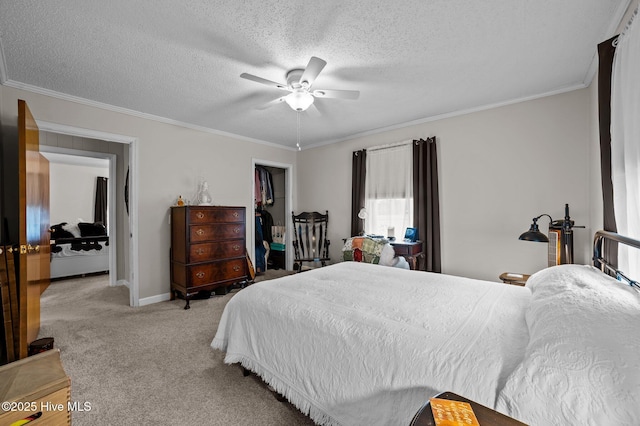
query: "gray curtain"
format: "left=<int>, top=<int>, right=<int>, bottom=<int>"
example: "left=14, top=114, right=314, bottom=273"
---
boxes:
left=94, top=176, right=108, bottom=226
left=413, top=137, right=441, bottom=272
left=598, top=35, right=619, bottom=267
left=351, top=149, right=366, bottom=237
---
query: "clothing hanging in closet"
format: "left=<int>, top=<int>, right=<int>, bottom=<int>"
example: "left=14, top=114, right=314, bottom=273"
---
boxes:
left=255, top=166, right=274, bottom=206
left=255, top=213, right=266, bottom=273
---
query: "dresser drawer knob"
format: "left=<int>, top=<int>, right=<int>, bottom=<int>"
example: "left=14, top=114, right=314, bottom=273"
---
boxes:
left=196, top=212, right=205, bottom=219
left=233, top=266, right=240, bottom=272
left=196, top=228, right=205, bottom=236
left=233, top=227, right=240, bottom=234
left=233, top=212, right=239, bottom=218
left=196, top=272, right=205, bottom=279
left=233, top=244, right=240, bottom=251
left=195, top=248, right=205, bottom=255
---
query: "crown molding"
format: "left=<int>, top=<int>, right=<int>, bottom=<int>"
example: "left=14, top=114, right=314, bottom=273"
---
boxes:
left=1, top=78, right=298, bottom=152
left=302, top=83, right=587, bottom=151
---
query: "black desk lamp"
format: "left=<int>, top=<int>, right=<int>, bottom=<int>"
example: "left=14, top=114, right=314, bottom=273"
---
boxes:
left=519, top=203, right=583, bottom=265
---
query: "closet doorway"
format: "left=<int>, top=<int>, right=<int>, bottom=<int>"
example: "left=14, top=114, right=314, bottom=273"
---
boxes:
left=251, top=159, right=293, bottom=273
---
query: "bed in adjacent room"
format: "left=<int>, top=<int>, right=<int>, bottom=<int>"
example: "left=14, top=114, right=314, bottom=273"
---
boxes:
left=212, top=231, right=640, bottom=425
left=50, top=221, right=109, bottom=279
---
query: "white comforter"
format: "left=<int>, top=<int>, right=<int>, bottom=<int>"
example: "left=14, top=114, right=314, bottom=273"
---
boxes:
left=212, top=262, right=531, bottom=426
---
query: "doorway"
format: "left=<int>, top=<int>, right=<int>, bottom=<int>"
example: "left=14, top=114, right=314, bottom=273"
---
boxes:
left=36, top=121, right=140, bottom=307
left=251, top=159, right=293, bottom=272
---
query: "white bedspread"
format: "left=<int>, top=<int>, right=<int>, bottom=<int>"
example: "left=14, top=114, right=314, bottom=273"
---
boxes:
left=212, top=262, right=531, bottom=426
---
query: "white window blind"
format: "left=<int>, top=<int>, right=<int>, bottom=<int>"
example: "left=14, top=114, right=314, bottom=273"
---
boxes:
left=363, top=143, right=413, bottom=238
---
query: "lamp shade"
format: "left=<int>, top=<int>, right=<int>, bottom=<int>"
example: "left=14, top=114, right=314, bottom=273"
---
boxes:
left=519, top=221, right=549, bottom=242
left=285, top=91, right=314, bottom=111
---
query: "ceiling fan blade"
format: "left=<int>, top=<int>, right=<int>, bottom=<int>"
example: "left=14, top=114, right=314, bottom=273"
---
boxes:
left=240, top=73, right=289, bottom=90
left=299, top=57, right=327, bottom=87
left=313, top=89, right=360, bottom=100
left=256, top=96, right=287, bottom=110
left=305, top=103, right=322, bottom=117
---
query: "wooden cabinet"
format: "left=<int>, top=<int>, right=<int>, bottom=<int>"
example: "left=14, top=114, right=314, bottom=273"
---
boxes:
left=0, top=349, right=71, bottom=426
left=170, top=206, right=248, bottom=309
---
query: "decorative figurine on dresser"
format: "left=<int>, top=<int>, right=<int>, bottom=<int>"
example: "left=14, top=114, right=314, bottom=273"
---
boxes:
left=170, top=206, right=248, bottom=309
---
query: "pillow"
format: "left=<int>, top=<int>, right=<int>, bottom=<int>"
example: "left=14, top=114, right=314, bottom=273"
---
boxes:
left=496, top=264, right=640, bottom=425
left=78, top=222, right=107, bottom=237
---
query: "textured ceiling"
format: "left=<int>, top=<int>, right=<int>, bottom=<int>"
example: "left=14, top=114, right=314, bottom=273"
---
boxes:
left=0, top=0, right=630, bottom=150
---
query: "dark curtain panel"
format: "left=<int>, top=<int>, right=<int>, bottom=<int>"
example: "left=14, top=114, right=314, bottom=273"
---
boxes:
left=351, top=149, right=367, bottom=237
left=94, top=176, right=108, bottom=227
left=413, top=137, right=441, bottom=272
left=598, top=35, right=619, bottom=267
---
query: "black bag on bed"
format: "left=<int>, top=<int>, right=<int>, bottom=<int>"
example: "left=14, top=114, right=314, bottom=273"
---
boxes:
left=50, top=222, right=75, bottom=239
left=78, top=222, right=107, bottom=237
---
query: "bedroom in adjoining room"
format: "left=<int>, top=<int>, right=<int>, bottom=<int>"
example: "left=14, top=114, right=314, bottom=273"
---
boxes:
left=43, top=149, right=110, bottom=281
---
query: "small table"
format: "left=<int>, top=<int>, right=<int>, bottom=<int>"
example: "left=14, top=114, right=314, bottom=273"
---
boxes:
left=499, top=272, right=530, bottom=286
left=410, top=391, right=527, bottom=426
left=390, top=240, right=424, bottom=270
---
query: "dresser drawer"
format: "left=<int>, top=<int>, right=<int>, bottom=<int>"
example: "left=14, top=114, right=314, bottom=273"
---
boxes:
left=190, top=223, right=245, bottom=243
left=189, top=240, right=244, bottom=263
left=189, top=258, right=246, bottom=285
left=189, top=208, right=245, bottom=224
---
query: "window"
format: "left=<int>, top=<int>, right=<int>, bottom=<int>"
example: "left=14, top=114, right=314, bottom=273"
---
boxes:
left=363, top=143, right=413, bottom=238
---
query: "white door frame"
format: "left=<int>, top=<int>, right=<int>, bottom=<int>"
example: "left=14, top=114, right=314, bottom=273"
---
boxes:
left=251, top=159, right=294, bottom=271
left=36, top=121, right=140, bottom=307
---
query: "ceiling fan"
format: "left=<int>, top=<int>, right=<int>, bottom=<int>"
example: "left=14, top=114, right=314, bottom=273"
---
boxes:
left=240, top=56, right=360, bottom=112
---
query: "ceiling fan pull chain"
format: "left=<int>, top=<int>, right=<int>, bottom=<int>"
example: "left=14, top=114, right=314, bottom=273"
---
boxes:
left=296, top=111, right=301, bottom=151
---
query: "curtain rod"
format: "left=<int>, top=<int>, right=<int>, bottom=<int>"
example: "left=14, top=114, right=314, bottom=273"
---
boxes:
left=355, top=137, right=435, bottom=154
left=621, top=6, right=637, bottom=37
left=365, top=139, right=413, bottom=153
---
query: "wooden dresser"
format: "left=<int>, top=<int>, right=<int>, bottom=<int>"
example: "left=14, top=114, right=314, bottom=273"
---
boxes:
left=170, top=206, right=248, bottom=309
left=0, top=349, right=71, bottom=426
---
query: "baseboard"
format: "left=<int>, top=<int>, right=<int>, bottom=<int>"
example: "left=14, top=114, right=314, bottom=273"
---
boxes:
left=139, top=292, right=171, bottom=306
left=115, top=279, right=129, bottom=288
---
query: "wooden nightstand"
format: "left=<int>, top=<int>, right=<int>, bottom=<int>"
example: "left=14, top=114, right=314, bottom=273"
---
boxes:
left=499, top=272, right=530, bottom=286
left=390, top=240, right=424, bottom=270
left=410, top=391, right=527, bottom=426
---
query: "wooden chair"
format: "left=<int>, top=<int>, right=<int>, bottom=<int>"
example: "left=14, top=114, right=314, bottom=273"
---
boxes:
left=291, top=211, right=330, bottom=272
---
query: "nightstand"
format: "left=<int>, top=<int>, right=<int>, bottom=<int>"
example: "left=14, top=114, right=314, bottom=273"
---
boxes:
left=390, top=240, right=424, bottom=270
left=499, top=272, right=530, bottom=286
left=410, top=391, right=527, bottom=426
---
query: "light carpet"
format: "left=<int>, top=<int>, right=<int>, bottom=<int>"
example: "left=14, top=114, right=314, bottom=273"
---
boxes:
left=38, top=271, right=314, bottom=426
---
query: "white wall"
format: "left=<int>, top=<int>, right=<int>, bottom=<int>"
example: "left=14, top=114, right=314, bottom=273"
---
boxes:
left=49, top=162, right=108, bottom=225
left=0, top=85, right=297, bottom=302
left=297, top=89, right=593, bottom=282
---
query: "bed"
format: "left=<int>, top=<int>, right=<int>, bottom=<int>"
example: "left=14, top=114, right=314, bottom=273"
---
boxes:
left=212, top=231, right=640, bottom=425
left=50, top=221, right=109, bottom=279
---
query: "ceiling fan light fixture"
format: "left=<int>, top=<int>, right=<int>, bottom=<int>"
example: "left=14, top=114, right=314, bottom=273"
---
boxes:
left=285, top=90, right=314, bottom=111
